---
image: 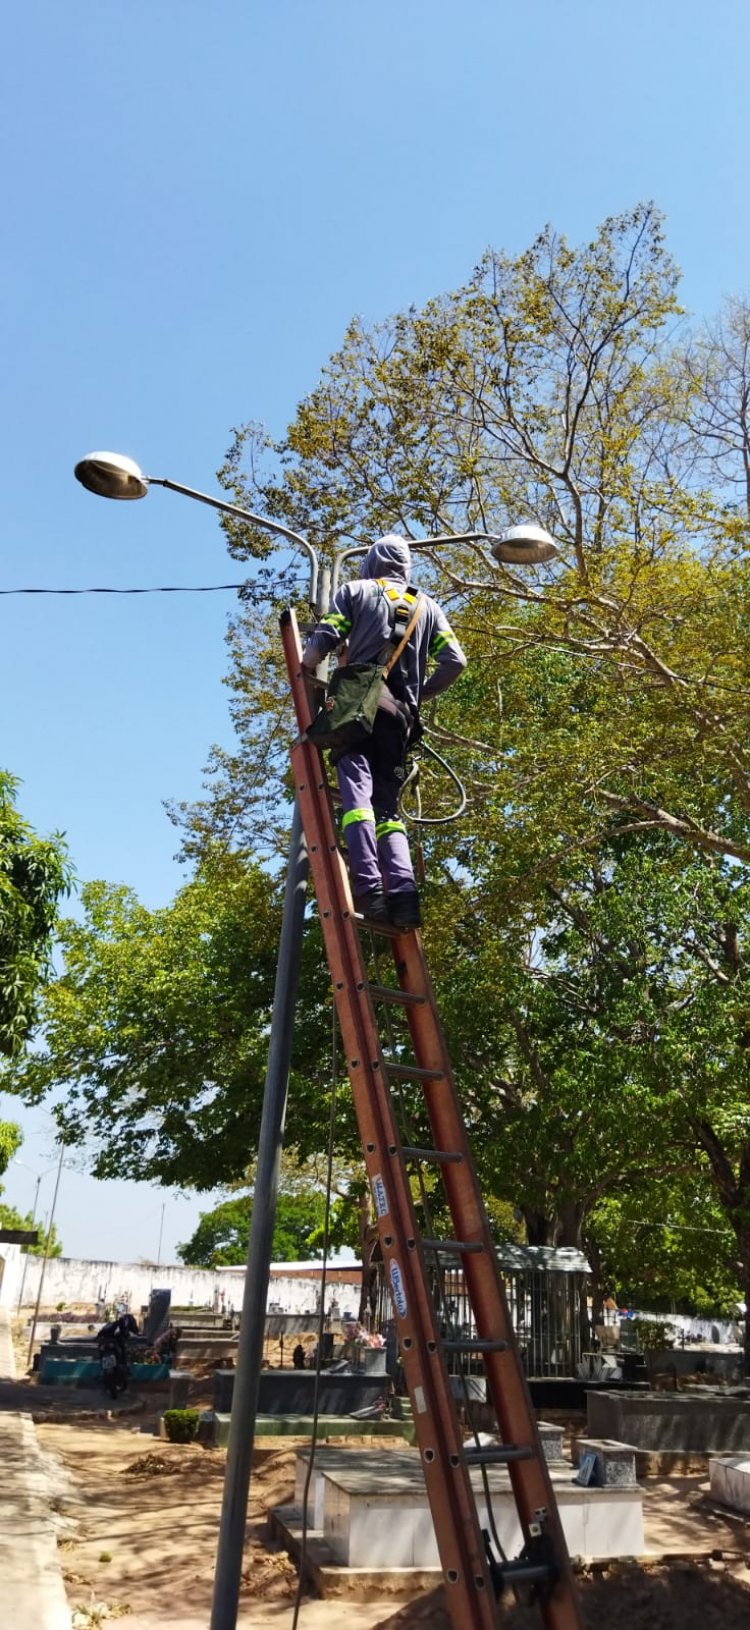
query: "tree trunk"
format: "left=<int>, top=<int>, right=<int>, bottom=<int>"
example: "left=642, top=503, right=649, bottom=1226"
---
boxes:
left=523, top=1210, right=557, bottom=1246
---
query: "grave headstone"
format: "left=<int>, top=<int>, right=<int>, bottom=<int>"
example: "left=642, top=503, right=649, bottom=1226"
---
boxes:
left=142, top=1288, right=171, bottom=1344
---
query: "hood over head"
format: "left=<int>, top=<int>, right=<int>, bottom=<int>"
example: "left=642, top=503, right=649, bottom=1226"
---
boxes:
left=362, top=533, right=412, bottom=583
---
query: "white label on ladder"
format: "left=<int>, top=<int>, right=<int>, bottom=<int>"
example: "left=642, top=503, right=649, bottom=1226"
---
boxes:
left=389, top=1259, right=408, bottom=1318
left=413, top=1385, right=427, bottom=1414
left=371, top=1174, right=388, bottom=1218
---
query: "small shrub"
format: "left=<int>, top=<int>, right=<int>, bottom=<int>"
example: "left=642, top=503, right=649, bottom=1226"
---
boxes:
left=632, top=1318, right=674, bottom=1352
left=163, top=1408, right=200, bottom=1444
left=98, top=1552, right=112, bottom=1563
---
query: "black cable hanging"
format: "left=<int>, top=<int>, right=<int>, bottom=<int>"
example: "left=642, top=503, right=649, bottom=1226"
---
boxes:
left=292, top=998, right=340, bottom=1630
left=399, top=734, right=468, bottom=826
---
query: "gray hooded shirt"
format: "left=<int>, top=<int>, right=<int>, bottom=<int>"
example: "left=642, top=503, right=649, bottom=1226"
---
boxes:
left=302, top=534, right=467, bottom=718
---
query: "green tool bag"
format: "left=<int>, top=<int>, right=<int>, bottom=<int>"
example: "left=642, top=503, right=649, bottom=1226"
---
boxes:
left=305, top=594, right=424, bottom=755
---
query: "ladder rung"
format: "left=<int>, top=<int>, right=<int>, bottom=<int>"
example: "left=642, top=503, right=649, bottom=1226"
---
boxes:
left=401, top=1145, right=463, bottom=1164
left=353, top=913, right=403, bottom=939
left=385, top=1062, right=446, bottom=1081
left=366, top=983, right=426, bottom=1008
left=443, top=1338, right=509, bottom=1353
left=499, top=1561, right=554, bottom=1585
left=464, top=1445, right=534, bottom=1465
left=420, top=1239, right=485, bottom=1255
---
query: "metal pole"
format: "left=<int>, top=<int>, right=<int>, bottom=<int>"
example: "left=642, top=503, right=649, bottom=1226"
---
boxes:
left=146, top=477, right=320, bottom=609
left=16, top=1174, right=42, bottom=1313
left=209, top=799, right=310, bottom=1630
left=156, top=1203, right=165, bottom=1270
left=27, top=1146, right=64, bottom=1368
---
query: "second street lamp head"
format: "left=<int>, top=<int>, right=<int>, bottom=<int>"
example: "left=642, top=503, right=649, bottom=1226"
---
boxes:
left=74, top=451, right=149, bottom=501
left=491, top=523, right=558, bottom=565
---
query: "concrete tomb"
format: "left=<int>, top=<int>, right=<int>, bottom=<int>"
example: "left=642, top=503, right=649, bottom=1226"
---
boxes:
left=284, top=1442, right=644, bottom=1569
left=588, top=1387, right=750, bottom=1458
left=709, top=1455, right=750, bottom=1516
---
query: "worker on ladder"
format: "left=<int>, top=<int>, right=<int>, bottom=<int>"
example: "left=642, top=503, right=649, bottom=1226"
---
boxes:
left=302, top=534, right=467, bottom=929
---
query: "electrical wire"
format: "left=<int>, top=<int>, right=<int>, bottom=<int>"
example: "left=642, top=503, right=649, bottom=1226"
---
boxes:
left=291, top=997, right=340, bottom=1630
left=366, top=930, right=507, bottom=1570
left=0, top=583, right=248, bottom=595
left=399, top=736, right=468, bottom=826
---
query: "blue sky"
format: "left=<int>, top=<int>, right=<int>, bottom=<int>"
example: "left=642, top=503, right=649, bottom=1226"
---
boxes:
left=1, top=0, right=748, bottom=1264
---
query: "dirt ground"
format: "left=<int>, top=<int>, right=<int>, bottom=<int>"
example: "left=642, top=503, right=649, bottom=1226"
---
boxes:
left=33, top=1412, right=750, bottom=1630
left=14, top=1316, right=750, bottom=1630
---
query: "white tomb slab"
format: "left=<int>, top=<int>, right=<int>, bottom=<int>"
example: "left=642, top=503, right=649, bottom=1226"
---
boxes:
left=710, top=1455, right=750, bottom=1515
left=314, top=1460, right=644, bottom=1567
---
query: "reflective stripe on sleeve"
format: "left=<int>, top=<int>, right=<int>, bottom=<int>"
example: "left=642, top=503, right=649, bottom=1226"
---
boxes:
left=429, top=628, right=457, bottom=654
left=322, top=611, right=352, bottom=634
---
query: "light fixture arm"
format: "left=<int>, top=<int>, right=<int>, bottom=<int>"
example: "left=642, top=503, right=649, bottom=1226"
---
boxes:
left=147, top=477, right=319, bottom=605
left=329, top=530, right=496, bottom=598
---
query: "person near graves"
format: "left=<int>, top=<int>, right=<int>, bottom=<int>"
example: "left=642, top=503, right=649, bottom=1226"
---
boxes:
left=292, top=1342, right=306, bottom=1370
left=301, top=534, right=467, bottom=929
left=152, top=1323, right=181, bottom=1364
left=96, top=1310, right=138, bottom=1367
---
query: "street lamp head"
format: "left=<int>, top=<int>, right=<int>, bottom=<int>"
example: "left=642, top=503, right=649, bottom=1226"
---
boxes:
left=491, top=523, right=558, bottom=566
left=74, top=451, right=149, bottom=501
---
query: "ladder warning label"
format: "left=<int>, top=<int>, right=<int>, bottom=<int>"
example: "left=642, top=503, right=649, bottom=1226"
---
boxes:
left=371, top=1174, right=388, bottom=1217
left=414, top=1385, right=427, bottom=1414
left=389, top=1259, right=408, bottom=1318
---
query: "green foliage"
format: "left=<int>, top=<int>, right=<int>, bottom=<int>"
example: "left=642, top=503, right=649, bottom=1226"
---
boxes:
left=8, top=205, right=750, bottom=1341
left=0, top=1201, right=62, bottom=1257
left=162, top=1409, right=200, bottom=1443
left=588, top=1184, right=741, bottom=1317
left=0, top=771, right=70, bottom=1057
left=178, top=1189, right=326, bottom=1266
left=0, top=855, right=336, bottom=1188
left=631, top=1319, right=674, bottom=1352
left=0, top=1120, right=22, bottom=1177
left=178, top=1148, right=360, bottom=1266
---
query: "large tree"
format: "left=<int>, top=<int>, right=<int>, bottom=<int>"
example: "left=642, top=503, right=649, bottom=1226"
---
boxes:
left=0, top=770, right=69, bottom=1057
left=176, top=1151, right=359, bottom=1266
left=177, top=1191, right=326, bottom=1267
left=6, top=206, right=750, bottom=1339
left=186, top=205, right=749, bottom=881
left=0, top=771, right=69, bottom=1216
left=0, top=855, right=341, bottom=1189
left=431, top=834, right=750, bottom=1346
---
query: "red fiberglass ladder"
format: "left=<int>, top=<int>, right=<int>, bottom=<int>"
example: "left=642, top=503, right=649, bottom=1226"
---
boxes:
left=281, top=607, right=583, bottom=1630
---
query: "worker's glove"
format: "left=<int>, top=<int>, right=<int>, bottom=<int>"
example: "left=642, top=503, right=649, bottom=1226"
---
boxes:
left=407, top=710, right=424, bottom=746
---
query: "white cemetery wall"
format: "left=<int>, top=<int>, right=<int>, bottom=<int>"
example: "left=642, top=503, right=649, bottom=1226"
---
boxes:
left=0, top=1253, right=363, bottom=1317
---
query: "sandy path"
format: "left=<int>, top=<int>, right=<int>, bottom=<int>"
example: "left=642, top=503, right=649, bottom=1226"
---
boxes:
left=36, top=1416, right=750, bottom=1630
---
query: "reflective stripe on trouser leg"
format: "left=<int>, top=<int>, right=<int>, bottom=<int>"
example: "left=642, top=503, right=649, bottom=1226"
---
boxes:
left=336, top=752, right=380, bottom=895
left=375, top=817, right=415, bottom=895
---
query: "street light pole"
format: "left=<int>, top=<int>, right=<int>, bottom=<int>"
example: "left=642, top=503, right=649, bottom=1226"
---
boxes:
left=73, top=450, right=558, bottom=1630
left=156, top=1203, right=166, bottom=1271
left=26, top=1144, right=65, bottom=1368
left=13, top=1160, right=56, bottom=1312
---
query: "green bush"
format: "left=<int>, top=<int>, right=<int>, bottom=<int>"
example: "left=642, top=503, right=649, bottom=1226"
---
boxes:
left=163, top=1408, right=200, bottom=1444
left=632, top=1318, right=674, bottom=1352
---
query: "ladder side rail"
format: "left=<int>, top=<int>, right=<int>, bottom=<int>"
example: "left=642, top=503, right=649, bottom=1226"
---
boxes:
left=281, top=608, right=581, bottom=1630
left=281, top=611, right=499, bottom=1625
left=392, top=934, right=583, bottom=1630
left=288, top=742, right=498, bottom=1625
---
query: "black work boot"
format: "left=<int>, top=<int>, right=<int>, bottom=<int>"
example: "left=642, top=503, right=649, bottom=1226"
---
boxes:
left=353, top=888, right=390, bottom=925
left=388, top=890, right=422, bottom=930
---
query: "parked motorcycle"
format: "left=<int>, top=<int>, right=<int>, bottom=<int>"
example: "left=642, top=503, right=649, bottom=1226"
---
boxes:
left=96, top=1311, right=138, bottom=1399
